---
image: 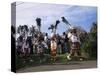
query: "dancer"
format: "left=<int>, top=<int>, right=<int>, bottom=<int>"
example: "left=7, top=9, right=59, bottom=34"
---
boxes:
left=50, top=35, right=57, bottom=63
left=67, top=28, right=81, bottom=60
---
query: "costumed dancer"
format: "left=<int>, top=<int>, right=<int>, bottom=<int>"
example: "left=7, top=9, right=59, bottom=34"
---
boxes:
left=50, top=34, right=57, bottom=63
left=67, top=27, right=81, bottom=60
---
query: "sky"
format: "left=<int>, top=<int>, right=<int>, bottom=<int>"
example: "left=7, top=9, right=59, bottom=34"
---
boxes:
left=15, top=2, right=97, bottom=35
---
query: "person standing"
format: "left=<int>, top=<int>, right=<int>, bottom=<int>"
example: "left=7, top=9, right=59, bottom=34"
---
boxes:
left=56, top=34, right=62, bottom=54
left=50, top=35, right=57, bottom=63
left=22, top=40, right=30, bottom=57
left=61, top=32, right=69, bottom=54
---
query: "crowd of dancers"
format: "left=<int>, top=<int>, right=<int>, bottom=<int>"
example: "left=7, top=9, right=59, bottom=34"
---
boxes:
left=11, top=17, right=82, bottom=63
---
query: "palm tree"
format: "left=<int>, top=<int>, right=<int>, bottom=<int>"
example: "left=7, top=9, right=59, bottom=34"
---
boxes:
left=36, top=18, right=41, bottom=32
left=48, top=20, right=60, bottom=33
left=24, top=25, right=29, bottom=32
left=55, top=20, right=60, bottom=33
left=48, top=24, right=55, bottom=32
left=30, top=25, right=36, bottom=36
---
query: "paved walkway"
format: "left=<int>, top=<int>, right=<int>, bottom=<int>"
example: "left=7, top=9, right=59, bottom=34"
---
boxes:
left=17, top=60, right=97, bottom=73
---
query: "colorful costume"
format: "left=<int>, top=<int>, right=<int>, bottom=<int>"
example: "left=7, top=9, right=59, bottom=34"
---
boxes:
left=51, top=40, right=57, bottom=57
left=68, top=30, right=80, bottom=56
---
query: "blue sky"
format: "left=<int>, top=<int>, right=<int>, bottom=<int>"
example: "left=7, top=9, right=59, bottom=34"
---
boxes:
left=16, top=2, right=97, bottom=35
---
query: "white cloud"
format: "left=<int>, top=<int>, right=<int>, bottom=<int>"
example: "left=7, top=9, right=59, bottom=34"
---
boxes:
left=16, top=2, right=97, bottom=34
left=16, top=2, right=73, bottom=26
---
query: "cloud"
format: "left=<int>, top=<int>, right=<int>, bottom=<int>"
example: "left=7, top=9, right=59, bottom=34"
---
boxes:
left=16, top=2, right=72, bottom=25
left=16, top=2, right=97, bottom=34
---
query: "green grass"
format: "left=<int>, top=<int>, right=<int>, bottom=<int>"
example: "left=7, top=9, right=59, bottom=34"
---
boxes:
left=16, top=53, right=97, bottom=70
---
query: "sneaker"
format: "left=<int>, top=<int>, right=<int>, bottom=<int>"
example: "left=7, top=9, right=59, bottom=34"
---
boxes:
left=79, top=58, right=83, bottom=61
left=67, top=54, right=71, bottom=60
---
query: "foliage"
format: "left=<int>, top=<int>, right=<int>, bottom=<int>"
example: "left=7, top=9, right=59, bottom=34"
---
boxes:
left=81, top=22, right=97, bottom=59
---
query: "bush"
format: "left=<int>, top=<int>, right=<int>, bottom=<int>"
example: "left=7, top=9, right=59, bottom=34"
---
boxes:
left=81, top=22, right=97, bottom=59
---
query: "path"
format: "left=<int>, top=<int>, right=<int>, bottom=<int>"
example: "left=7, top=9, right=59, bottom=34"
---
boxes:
left=17, top=60, right=97, bottom=73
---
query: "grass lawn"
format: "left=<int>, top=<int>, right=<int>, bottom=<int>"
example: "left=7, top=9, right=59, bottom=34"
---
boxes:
left=16, top=53, right=96, bottom=70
